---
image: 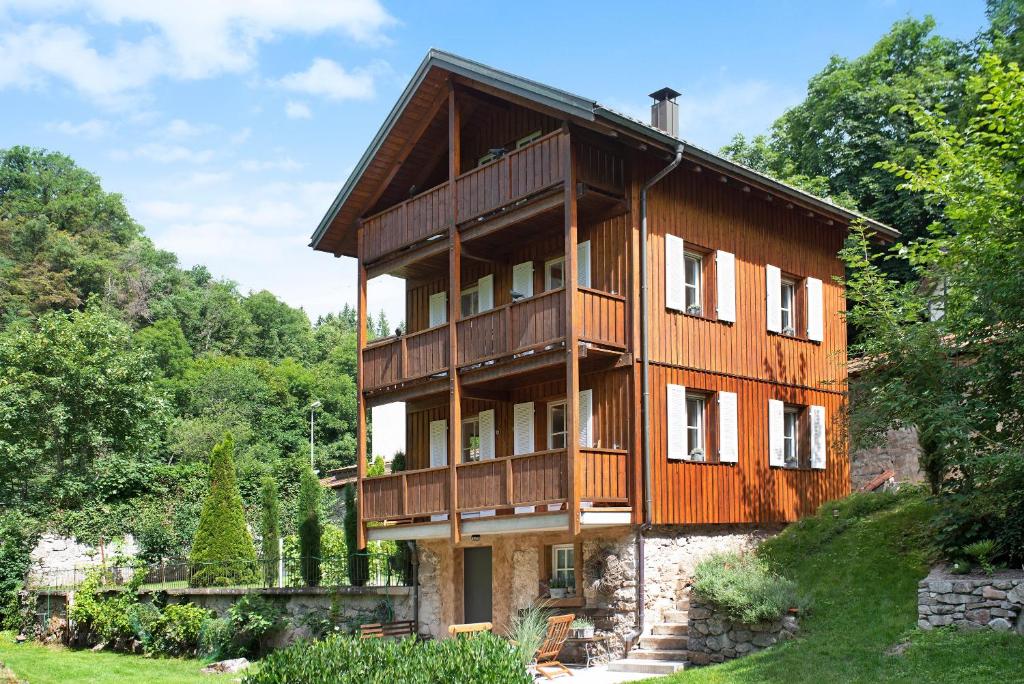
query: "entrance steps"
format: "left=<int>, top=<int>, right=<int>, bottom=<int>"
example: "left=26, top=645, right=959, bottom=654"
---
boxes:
left=607, top=603, right=689, bottom=675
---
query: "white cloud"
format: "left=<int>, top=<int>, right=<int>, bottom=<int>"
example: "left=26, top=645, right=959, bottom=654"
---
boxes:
left=230, top=127, right=252, bottom=144
left=285, top=100, right=312, bottom=119
left=164, top=118, right=208, bottom=137
left=278, top=58, right=380, bottom=101
left=47, top=118, right=110, bottom=138
left=124, top=143, right=214, bottom=164
left=0, top=1, right=396, bottom=101
left=239, top=158, right=303, bottom=173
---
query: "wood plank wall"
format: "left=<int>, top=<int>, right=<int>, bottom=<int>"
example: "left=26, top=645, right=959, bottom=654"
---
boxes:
left=458, top=103, right=559, bottom=172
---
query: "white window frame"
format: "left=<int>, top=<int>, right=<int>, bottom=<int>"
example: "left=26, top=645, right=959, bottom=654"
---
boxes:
left=780, top=279, right=796, bottom=336
left=686, top=395, right=706, bottom=461
left=783, top=406, right=800, bottom=468
left=460, top=284, right=480, bottom=318
left=547, top=400, right=568, bottom=450
left=516, top=130, right=542, bottom=149
left=684, top=252, right=703, bottom=315
left=544, top=256, right=565, bottom=291
left=552, top=544, right=575, bottom=586
left=461, top=416, right=481, bottom=463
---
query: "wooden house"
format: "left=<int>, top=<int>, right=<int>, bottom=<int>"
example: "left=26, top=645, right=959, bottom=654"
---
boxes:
left=310, top=50, right=896, bottom=668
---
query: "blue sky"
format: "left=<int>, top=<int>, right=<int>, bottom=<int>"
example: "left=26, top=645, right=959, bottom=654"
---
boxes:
left=0, top=1, right=987, bottom=325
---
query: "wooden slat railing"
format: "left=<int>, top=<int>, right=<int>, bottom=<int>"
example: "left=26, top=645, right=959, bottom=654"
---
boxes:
left=578, top=288, right=627, bottom=349
left=457, top=288, right=566, bottom=367
left=362, top=325, right=449, bottom=390
left=575, top=141, right=625, bottom=195
left=579, top=448, right=629, bottom=503
left=362, top=466, right=449, bottom=521
left=361, top=182, right=451, bottom=263
left=455, top=130, right=568, bottom=223
left=456, top=449, right=569, bottom=512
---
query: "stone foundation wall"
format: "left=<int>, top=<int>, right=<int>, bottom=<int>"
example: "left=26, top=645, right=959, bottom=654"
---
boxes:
left=917, top=566, right=1024, bottom=633
left=686, top=600, right=799, bottom=665
left=29, top=534, right=139, bottom=585
left=850, top=427, right=923, bottom=490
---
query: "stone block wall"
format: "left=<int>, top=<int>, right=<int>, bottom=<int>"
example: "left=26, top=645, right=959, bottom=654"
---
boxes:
left=850, top=427, right=923, bottom=490
left=686, top=600, right=799, bottom=665
left=917, top=566, right=1024, bottom=633
left=29, top=534, right=139, bottom=586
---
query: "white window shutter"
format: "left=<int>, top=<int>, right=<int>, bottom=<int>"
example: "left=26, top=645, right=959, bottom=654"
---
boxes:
left=479, top=409, right=495, bottom=460
left=765, top=265, right=781, bottom=333
left=578, top=389, right=593, bottom=448
left=513, top=402, right=535, bottom=455
left=809, top=405, right=827, bottom=469
left=512, top=261, right=534, bottom=299
left=577, top=240, right=592, bottom=288
left=429, top=419, right=447, bottom=467
left=478, top=274, right=494, bottom=312
left=665, top=234, right=685, bottom=311
left=428, top=291, right=447, bottom=327
left=718, top=391, right=739, bottom=463
left=715, top=250, right=736, bottom=323
left=768, top=399, right=785, bottom=467
left=806, top=277, right=824, bottom=342
left=667, top=383, right=687, bottom=461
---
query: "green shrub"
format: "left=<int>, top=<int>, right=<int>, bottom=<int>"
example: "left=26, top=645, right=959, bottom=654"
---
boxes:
left=189, top=434, right=259, bottom=587
left=145, top=603, right=210, bottom=656
left=199, top=616, right=234, bottom=660
left=297, top=467, right=322, bottom=587
left=228, top=595, right=282, bottom=658
left=0, top=511, right=39, bottom=630
left=68, top=569, right=144, bottom=647
left=259, top=475, right=281, bottom=587
left=964, top=540, right=999, bottom=575
left=243, top=633, right=531, bottom=684
left=692, top=552, right=800, bottom=624
left=508, top=604, right=551, bottom=666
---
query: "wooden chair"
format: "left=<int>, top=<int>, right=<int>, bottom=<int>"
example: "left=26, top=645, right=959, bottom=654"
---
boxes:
left=359, top=620, right=416, bottom=640
left=447, top=621, right=493, bottom=637
left=532, top=613, right=575, bottom=679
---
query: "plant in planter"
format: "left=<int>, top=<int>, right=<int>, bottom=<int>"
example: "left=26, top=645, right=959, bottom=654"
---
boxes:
left=570, top=618, right=594, bottom=639
left=548, top=576, right=568, bottom=599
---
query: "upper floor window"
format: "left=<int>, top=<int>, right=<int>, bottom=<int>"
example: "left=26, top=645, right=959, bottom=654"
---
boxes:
left=545, top=257, right=565, bottom=291
left=766, top=265, right=824, bottom=341
left=462, top=416, right=481, bottom=463
left=686, top=394, right=706, bottom=460
left=548, top=400, right=568, bottom=450
left=780, top=279, right=796, bottom=336
left=461, top=285, right=480, bottom=317
left=684, top=252, right=703, bottom=315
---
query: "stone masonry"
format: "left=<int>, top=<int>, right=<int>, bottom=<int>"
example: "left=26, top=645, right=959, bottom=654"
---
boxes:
left=917, top=566, right=1024, bottom=633
left=850, top=427, right=923, bottom=490
left=686, top=599, right=799, bottom=665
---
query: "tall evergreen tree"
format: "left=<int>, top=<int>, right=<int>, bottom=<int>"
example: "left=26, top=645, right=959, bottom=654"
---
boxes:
left=343, top=483, right=368, bottom=585
left=259, top=475, right=281, bottom=586
left=189, top=433, right=258, bottom=587
left=297, top=467, right=322, bottom=587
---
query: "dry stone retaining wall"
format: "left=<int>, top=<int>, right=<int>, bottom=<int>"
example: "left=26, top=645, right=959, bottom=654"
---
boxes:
left=686, top=600, right=799, bottom=664
left=917, top=566, right=1024, bottom=633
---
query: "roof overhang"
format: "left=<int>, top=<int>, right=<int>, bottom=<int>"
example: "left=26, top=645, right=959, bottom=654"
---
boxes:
left=311, top=50, right=898, bottom=257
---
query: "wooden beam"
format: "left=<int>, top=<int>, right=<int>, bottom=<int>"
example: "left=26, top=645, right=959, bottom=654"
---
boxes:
left=356, top=227, right=368, bottom=550
left=459, top=387, right=511, bottom=402
left=562, top=124, right=581, bottom=537
left=447, top=83, right=463, bottom=545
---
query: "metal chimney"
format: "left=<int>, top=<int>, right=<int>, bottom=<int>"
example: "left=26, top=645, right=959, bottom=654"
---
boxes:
left=649, top=87, right=681, bottom=138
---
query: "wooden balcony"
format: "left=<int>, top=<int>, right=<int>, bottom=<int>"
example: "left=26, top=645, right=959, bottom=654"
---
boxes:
left=457, top=288, right=566, bottom=367
left=361, top=182, right=451, bottom=264
left=578, top=289, right=627, bottom=349
left=361, top=447, right=629, bottom=530
left=362, top=325, right=449, bottom=391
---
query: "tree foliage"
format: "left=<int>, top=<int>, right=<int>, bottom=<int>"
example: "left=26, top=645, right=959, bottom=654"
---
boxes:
left=260, top=475, right=281, bottom=586
left=297, top=467, right=322, bottom=587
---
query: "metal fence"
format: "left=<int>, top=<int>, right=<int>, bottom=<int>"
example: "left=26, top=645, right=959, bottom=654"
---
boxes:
left=27, top=552, right=413, bottom=592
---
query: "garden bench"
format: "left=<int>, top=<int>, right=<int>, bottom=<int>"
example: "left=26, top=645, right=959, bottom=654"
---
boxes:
left=358, top=620, right=417, bottom=640
left=447, top=622, right=492, bottom=637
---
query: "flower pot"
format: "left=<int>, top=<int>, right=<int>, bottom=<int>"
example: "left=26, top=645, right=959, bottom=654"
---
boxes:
left=581, top=627, right=594, bottom=638
left=550, top=588, right=567, bottom=599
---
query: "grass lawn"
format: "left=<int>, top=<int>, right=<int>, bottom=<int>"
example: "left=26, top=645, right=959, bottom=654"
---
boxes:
left=0, top=633, right=236, bottom=684
left=649, top=490, right=1024, bottom=684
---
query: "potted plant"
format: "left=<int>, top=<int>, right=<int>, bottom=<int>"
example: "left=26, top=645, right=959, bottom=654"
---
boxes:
left=549, top=575, right=567, bottom=599
left=571, top=617, right=594, bottom=639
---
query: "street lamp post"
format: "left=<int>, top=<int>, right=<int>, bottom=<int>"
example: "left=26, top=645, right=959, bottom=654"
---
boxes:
left=310, top=400, right=322, bottom=471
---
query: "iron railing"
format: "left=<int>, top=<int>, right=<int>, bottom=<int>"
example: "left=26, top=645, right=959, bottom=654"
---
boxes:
left=27, top=552, right=413, bottom=592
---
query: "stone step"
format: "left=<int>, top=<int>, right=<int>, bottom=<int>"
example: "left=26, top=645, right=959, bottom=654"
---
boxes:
left=640, top=634, right=688, bottom=650
left=607, top=658, right=686, bottom=675
left=663, top=609, right=689, bottom=622
left=628, top=647, right=690, bottom=661
left=652, top=622, right=689, bottom=636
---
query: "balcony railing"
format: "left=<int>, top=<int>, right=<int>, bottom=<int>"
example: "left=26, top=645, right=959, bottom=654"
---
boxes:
left=578, top=288, right=627, bottom=349
left=457, top=288, right=566, bottom=367
left=361, top=182, right=451, bottom=263
left=362, top=325, right=449, bottom=391
left=579, top=448, right=629, bottom=502
left=362, top=465, right=450, bottom=521
left=455, top=130, right=569, bottom=224
left=457, top=449, right=569, bottom=512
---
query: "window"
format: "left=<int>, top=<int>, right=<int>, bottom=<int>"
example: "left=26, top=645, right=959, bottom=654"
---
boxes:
left=780, top=279, right=796, bottom=336
left=461, top=417, right=481, bottom=463
left=684, top=253, right=703, bottom=315
left=544, top=257, right=565, bottom=291
left=783, top=407, right=800, bottom=468
left=516, top=130, right=542, bottom=149
left=547, top=400, right=567, bottom=450
left=686, top=395, right=706, bottom=461
left=461, top=286, right=480, bottom=317
left=552, top=544, right=575, bottom=587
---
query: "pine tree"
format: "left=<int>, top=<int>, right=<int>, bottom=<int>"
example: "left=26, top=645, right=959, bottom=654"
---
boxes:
left=189, top=434, right=258, bottom=587
left=297, top=467, right=322, bottom=587
left=259, top=475, right=280, bottom=586
left=343, top=483, right=368, bottom=586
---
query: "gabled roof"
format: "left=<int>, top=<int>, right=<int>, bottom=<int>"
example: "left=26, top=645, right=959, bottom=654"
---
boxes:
left=311, top=49, right=898, bottom=256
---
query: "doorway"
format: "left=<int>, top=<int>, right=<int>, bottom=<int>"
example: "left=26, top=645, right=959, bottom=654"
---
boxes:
left=463, top=547, right=493, bottom=624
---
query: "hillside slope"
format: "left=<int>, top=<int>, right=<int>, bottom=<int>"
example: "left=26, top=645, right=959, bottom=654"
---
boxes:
left=654, top=491, right=1024, bottom=683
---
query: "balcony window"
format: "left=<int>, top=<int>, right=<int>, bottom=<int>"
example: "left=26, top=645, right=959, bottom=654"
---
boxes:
left=547, top=400, right=567, bottom=450
left=552, top=544, right=575, bottom=588
left=462, top=417, right=481, bottom=463
left=686, top=395, right=706, bottom=461
left=684, top=253, right=703, bottom=315
left=544, top=257, right=565, bottom=291
left=461, top=286, right=480, bottom=317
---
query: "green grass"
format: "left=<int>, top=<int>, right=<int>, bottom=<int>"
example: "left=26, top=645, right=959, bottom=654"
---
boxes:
left=651, top=489, right=1024, bottom=684
left=0, top=633, right=235, bottom=684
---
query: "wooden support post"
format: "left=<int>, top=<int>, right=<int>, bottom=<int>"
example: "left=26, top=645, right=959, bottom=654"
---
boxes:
left=562, top=125, right=581, bottom=536
left=356, top=227, right=369, bottom=549
left=447, top=83, right=463, bottom=544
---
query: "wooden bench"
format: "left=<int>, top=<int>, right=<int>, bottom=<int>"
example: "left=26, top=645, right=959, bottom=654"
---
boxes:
left=359, top=620, right=417, bottom=640
left=447, top=621, right=493, bottom=637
